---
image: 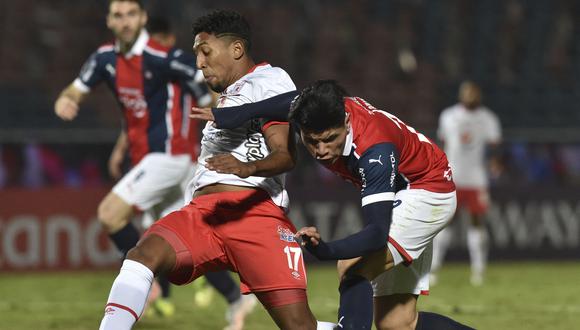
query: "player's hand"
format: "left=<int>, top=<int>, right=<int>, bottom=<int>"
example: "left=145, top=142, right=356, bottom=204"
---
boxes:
left=108, top=150, right=124, bottom=180
left=295, top=227, right=321, bottom=247
left=54, top=96, right=79, bottom=121
left=205, top=154, right=256, bottom=178
left=190, top=107, right=215, bottom=121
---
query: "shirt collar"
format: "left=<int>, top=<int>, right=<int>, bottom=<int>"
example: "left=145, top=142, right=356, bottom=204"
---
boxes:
left=115, top=29, right=149, bottom=58
left=342, top=121, right=353, bottom=156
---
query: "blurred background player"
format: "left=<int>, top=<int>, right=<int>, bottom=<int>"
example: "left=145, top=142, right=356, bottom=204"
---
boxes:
left=53, top=1, right=255, bottom=327
left=431, top=80, right=502, bottom=286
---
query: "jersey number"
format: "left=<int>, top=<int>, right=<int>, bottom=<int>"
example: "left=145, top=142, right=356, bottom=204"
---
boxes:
left=354, top=98, right=431, bottom=144
left=283, top=246, right=302, bottom=271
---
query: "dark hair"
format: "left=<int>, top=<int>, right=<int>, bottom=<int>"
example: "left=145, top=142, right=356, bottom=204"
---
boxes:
left=192, top=10, right=252, bottom=51
left=109, top=0, right=143, bottom=9
left=147, top=16, right=171, bottom=35
left=289, top=80, right=348, bottom=133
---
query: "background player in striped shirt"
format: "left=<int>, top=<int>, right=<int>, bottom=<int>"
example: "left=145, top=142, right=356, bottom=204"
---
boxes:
left=53, top=1, right=254, bottom=328
left=431, top=81, right=502, bottom=286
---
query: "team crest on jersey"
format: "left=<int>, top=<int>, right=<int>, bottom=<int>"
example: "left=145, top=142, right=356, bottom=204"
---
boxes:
left=277, top=226, right=296, bottom=243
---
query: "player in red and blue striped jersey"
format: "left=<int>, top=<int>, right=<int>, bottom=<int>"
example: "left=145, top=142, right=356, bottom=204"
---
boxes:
left=54, top=1, right=253, bottom=327
left=191, top=80, right=473, bottom=330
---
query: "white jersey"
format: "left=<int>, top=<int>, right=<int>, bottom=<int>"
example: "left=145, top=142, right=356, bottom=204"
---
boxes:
left=437, top=104, right=501, bottom=188
left=189, top=63, right=295, bottom=209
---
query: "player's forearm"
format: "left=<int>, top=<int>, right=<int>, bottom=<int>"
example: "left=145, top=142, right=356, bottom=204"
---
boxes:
left=59, top=83, right=86, bottom=104
left=247, top=150, right=295, bottom=177
left=305, top=201, right=392, bottom=260
left=212, top=91, right=298, bottom=129
left=113, top=131, right=129, bottom=154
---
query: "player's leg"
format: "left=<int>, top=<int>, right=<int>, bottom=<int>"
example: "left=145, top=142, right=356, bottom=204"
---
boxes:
left=217, top=190, right=335, bottom=329
left=430, top=219, right=454, bottom=285
left=466, top=189, right=489, bottom=286
left=254, top=289, right=316, bottom=330
left=99, top=234, right=177, bottom=330
left=334, top=248, right=395, bottom=329
left=98, top=192, right=139, bottom=256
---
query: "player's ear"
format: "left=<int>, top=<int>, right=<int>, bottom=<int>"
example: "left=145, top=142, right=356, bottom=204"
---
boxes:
left=232, top=40, right=245, bottom=60
left=140, top=10, right=148, bottom=27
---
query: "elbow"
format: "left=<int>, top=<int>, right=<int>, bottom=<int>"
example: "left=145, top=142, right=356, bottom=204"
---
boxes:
left=367, top=224, right=389, bottom=252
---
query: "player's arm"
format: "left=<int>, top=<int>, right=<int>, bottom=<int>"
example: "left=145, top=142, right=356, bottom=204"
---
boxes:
left=108, top=130, right=128, bottom=180
left=297, top=143, right=399, bottom=260
left=190, top=91, right=298, bottom=129
left=55, top=51, right=104, bottom=121
left=54, top=83, right=87, bottom=121
left=205, top=123, right=296, bottom=178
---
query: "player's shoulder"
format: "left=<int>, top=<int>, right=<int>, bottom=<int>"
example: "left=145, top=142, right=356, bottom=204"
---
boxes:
left=242, top=63, right=296, bottom=100
left=96, top=42, right=115, bottom=54
left=143, top=39, right=170, bottom=58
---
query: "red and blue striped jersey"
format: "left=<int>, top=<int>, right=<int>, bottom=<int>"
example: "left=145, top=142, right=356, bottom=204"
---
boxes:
left=326, top=97, right=455, bottom=206
left=73, top=30, right=211, bottom=165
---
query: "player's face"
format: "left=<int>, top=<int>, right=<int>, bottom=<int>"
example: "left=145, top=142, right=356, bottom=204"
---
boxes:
left=193, top=32, right=239, bottom=93
left=107, top=1, right=147, bottom=46
left=300, top=116, right=350, bottom=166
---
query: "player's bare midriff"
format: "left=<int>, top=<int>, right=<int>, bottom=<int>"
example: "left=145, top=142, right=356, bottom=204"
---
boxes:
left=193, top=183, right=260, bottom=198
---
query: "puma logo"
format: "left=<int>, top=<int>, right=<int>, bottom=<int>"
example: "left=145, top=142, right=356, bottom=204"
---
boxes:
left=369, top=154, right=383, bottom=165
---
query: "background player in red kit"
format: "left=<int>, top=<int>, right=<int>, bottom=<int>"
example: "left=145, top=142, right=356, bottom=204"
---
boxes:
left=54, top=1, right=254, bottom=328
left=191, top=80, right=474, bottom=329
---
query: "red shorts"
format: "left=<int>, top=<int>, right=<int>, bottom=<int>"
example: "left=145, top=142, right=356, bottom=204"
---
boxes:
left=456, top=188, right=489, bottom=216
left=143, top=189, right=307, bottom=294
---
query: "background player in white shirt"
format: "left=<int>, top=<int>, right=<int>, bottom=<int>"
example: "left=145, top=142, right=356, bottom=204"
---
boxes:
left=432, top=80, right=502, bottom=286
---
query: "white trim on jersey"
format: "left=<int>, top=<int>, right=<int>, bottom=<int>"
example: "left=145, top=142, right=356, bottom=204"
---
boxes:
left=144, top=45, right=168, bottom=58
left=97, top=45, right=114, bottom=54
left=361, top=192, right=395, bottom=206
left=181, top=94, right=191, bottom=138
left=165, top=83, right=175, bottom=153
left=342, top=125, right=354, bottom=156
left=73, top=78, right=90, bottom=93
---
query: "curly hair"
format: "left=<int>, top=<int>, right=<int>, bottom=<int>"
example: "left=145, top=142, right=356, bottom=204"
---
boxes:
left=192, top=10, right=252, bottom=51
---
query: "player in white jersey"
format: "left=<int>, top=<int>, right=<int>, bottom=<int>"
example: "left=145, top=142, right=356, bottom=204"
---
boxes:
left=431, top=81, right=502, bottom=286
left=99, top=10, right=335, bottom=330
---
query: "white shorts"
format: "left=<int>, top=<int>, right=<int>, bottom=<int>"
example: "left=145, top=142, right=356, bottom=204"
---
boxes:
left=372, top=189, right=456, bottom=297
left=112, top=153, right=193, bottom=213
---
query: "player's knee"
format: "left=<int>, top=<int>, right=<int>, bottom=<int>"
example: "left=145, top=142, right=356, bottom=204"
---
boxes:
left=375, top=310, right=417, bottom=330
left=97, top=198, right=127, bottom=231
left=126, top=235, right=175, bottom=276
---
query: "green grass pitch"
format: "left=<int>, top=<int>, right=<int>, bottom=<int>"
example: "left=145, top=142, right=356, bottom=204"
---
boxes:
left=0, top=262, right=578, bottom=329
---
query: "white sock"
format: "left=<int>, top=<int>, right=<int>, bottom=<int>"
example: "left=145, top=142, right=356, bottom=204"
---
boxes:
left=317, top=321, right=338, bottom=329
left=99, top=260, right=154, bottom=330
left=431, top=226, right=452, bottom=273
left=467, top=226, right=488, bottom=276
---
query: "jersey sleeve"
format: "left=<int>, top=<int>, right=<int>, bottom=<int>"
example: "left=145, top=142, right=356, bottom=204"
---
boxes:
left=359, top=143, right=399, bottom=206
left=168, top=49, right=212, bottom=106
left=437, top=109, right=450, bottom=142
left=485, top=110, right=502, bottom=144
left=303, top=143, right=399, bottom=260
left=211, top=91, right=298, bottom=129
left=73, top=51, right=106, bottom=93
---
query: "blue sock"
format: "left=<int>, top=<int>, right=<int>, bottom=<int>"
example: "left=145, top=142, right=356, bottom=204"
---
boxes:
left=337, top=275, right=373, bottom=329
left=109, top=222, right=140, bottom=258
left=204, top=271, right=241, bottom=304
left=416, top=311, right=475, bottom=330
left=158, top=274, right=171, bottom=298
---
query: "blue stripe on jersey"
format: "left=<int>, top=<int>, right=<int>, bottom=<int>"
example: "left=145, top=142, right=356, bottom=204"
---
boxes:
left=357, top=143, right=399, bottom=206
